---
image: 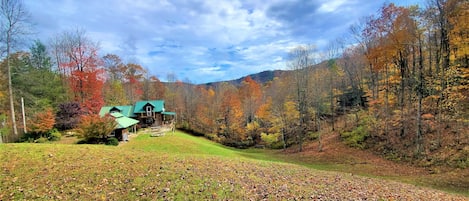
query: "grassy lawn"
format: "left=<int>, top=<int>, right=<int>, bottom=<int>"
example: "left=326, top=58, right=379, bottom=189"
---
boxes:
left=123, top=130, right=469, bottom=196
left=0, top=130, right=467, bottom=200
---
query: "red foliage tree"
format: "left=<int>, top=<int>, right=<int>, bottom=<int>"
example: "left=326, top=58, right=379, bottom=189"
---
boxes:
left=61, top=44, right=105, bottom=114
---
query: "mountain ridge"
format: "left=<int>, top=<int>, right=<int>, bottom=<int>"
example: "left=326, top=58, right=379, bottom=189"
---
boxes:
left=202, top=69, right=290, bottom=87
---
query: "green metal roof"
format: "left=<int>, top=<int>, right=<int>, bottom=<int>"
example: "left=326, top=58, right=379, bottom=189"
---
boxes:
left=133, top=100, right=165, bottom=113
left=110, top=112, right=139, bottom=129
left=162, top=111, right=176, bottom=115
left=99, top=105, right=136, bottom=117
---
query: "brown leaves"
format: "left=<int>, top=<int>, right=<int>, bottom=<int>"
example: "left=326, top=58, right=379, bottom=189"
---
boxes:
left=1, top=137, right=467, bottom=200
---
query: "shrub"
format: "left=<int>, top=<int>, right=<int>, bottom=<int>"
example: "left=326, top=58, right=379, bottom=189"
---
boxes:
left=261, top=133, right=282, bottom=149
left=309, top=132, right=320, bottom=141
left=31, top=108, right=55, bottom=134
left=48, top=129, right=62, bottom=141
left=19, top=132, right=39, bottom=142
left=106, top=137, right=119, bottom=146
left=340, top=125, right=369, bottom=149
left=35, top=137, right=48, bottom=143
left=77, top=114, right=116, bottom=140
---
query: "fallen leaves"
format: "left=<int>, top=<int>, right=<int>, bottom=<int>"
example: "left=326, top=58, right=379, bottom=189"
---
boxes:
left=0, top=138, right=467, bottom=200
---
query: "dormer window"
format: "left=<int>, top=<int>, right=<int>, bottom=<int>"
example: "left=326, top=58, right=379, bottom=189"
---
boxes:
left=146, top=105, right=152, bottom=116
left=110, top=107, right=121, bottom=113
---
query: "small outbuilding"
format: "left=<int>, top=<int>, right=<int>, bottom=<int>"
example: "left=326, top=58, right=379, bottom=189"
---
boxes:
left=109, top=112, right=139, bottom=141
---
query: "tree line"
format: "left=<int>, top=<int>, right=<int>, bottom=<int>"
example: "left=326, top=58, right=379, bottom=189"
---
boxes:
left=169, top=1, right=468, bottom=166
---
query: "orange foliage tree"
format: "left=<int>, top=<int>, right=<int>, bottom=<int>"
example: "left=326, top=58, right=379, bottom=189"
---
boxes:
left=219, top=86, right=244, bottom=144
left=30, top=108, right=55, bottom=136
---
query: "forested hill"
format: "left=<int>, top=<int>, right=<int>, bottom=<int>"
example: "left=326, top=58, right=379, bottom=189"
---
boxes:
left=204, top=70, right=289, bottom=87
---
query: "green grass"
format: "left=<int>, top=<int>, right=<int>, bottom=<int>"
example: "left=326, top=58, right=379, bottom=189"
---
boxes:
left=123, top=131, right=469, bottom=196
left=126, top=131, right=239, bottom=157
left=0, top=130, right=467, bottom=200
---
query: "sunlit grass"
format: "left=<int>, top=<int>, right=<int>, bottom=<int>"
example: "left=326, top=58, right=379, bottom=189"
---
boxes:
left=0, top=130, right=466, bottom=200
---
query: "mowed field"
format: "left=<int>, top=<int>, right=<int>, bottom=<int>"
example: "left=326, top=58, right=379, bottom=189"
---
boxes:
left=0, top=131, right=467, bottom=200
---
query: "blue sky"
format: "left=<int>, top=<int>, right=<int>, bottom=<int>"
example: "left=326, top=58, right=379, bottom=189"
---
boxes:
left=24, top=0, right=423, bottom=84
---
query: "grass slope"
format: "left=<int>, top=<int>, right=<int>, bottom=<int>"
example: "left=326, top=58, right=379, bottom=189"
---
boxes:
left=0, top=131, right=467, bottom=200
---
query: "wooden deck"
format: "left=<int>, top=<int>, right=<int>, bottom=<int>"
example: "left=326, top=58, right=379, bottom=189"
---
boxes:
left=149, top=126, right=173, bottom=137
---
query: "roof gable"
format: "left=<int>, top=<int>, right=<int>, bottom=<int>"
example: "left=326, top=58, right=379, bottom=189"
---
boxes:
left=110, top=112, right=139, bottom=129
left=99, top=105, right=135, bottom=117
left=133, top=100, right=165, bottom=113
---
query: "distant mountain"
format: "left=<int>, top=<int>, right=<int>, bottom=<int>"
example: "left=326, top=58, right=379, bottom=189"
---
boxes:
left=203, top=70, right=289, bottom=87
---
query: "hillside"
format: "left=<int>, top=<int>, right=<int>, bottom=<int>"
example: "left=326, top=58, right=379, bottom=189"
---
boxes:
left=1, top=131, right=467, bottom=200
left=204, top=69, right=289, bottom=86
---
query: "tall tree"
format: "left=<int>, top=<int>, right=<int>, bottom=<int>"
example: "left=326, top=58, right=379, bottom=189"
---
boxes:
left=0, top=0, right=31, bottom=136
left=219, top=85, right=244, bottom=144
left=123, top=63, right=145, bottom=103
left=288, top=45, right=316, bottom=152
left=102, top=54, right=128, bottom=105
left=29, top=40, right=51, bottom=70
left=102, top=54, right=124, bottom=81
left=239, top=76, right=262, bottom=124
left=52, top=29, right=105, bottom=113
left=239, top=76, right=262, bottom=143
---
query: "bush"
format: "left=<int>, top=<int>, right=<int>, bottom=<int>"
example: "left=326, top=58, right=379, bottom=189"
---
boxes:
left=309, top=132, right=320, bottom=141
left=19, top=132, right=39, bottom=143
left=35, top=137, right=48, bottom=143
left=77, top=114, right=116, bottom=140
left=340, top=125, right=369, bottom=149
left=261, top=133, right=283, bottom=149
left=105, top=137, right=119, bottom=146
left=48, top=129, right=62, bottom=141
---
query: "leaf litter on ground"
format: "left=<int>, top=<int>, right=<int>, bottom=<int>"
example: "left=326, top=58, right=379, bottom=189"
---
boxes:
left=0, top=132, right=467, bottom=200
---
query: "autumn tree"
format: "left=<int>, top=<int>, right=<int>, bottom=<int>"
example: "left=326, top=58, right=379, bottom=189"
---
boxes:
left=192, top=86, right=216, bottom=135
left=30, top=108, right=55, bottom=137
left=268, top=100, right=300, bottom=150
left=239, top=76, right=262, bottom=142
left=288, top=45, right=317, bottom=152
left=52, top=29, right=105, bottom=114
left=147, top=75, right=165, bottom=100
left=102, top=54, right=128, bottom=105
left=77, top=114, right=116, bottom=142
left=217, top=83, right=245, bottom=146
left=324, top=39, right=346, bottom=132
left=123, top=62, right=145, bottom=103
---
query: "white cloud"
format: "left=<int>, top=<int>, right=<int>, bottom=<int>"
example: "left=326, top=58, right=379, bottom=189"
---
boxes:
left=24, top=0, right=425, bottom=84
left=318, top=0, right=348, bottom=13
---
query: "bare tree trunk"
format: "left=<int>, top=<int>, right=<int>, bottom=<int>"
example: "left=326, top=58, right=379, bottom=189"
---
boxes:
left=384, top=64, right=389, bottom=138
left=416, top=37, right=424, bottom=156
left=7, top=39, right=18, bottom=136
left=317, top=113, right=322, bottom=152
left=1, top=0, right=31, bottom=136
left=21, top=97, right=26, bottom=133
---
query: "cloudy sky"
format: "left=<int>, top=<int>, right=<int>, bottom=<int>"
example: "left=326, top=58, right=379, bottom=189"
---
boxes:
left=24, top=0, right=423, bottom=84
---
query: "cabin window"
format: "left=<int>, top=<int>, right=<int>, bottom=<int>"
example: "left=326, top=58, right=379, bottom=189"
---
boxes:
left=146, top=118, right=153, bottom=124
left=146, top=105, right=152, bottom=116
